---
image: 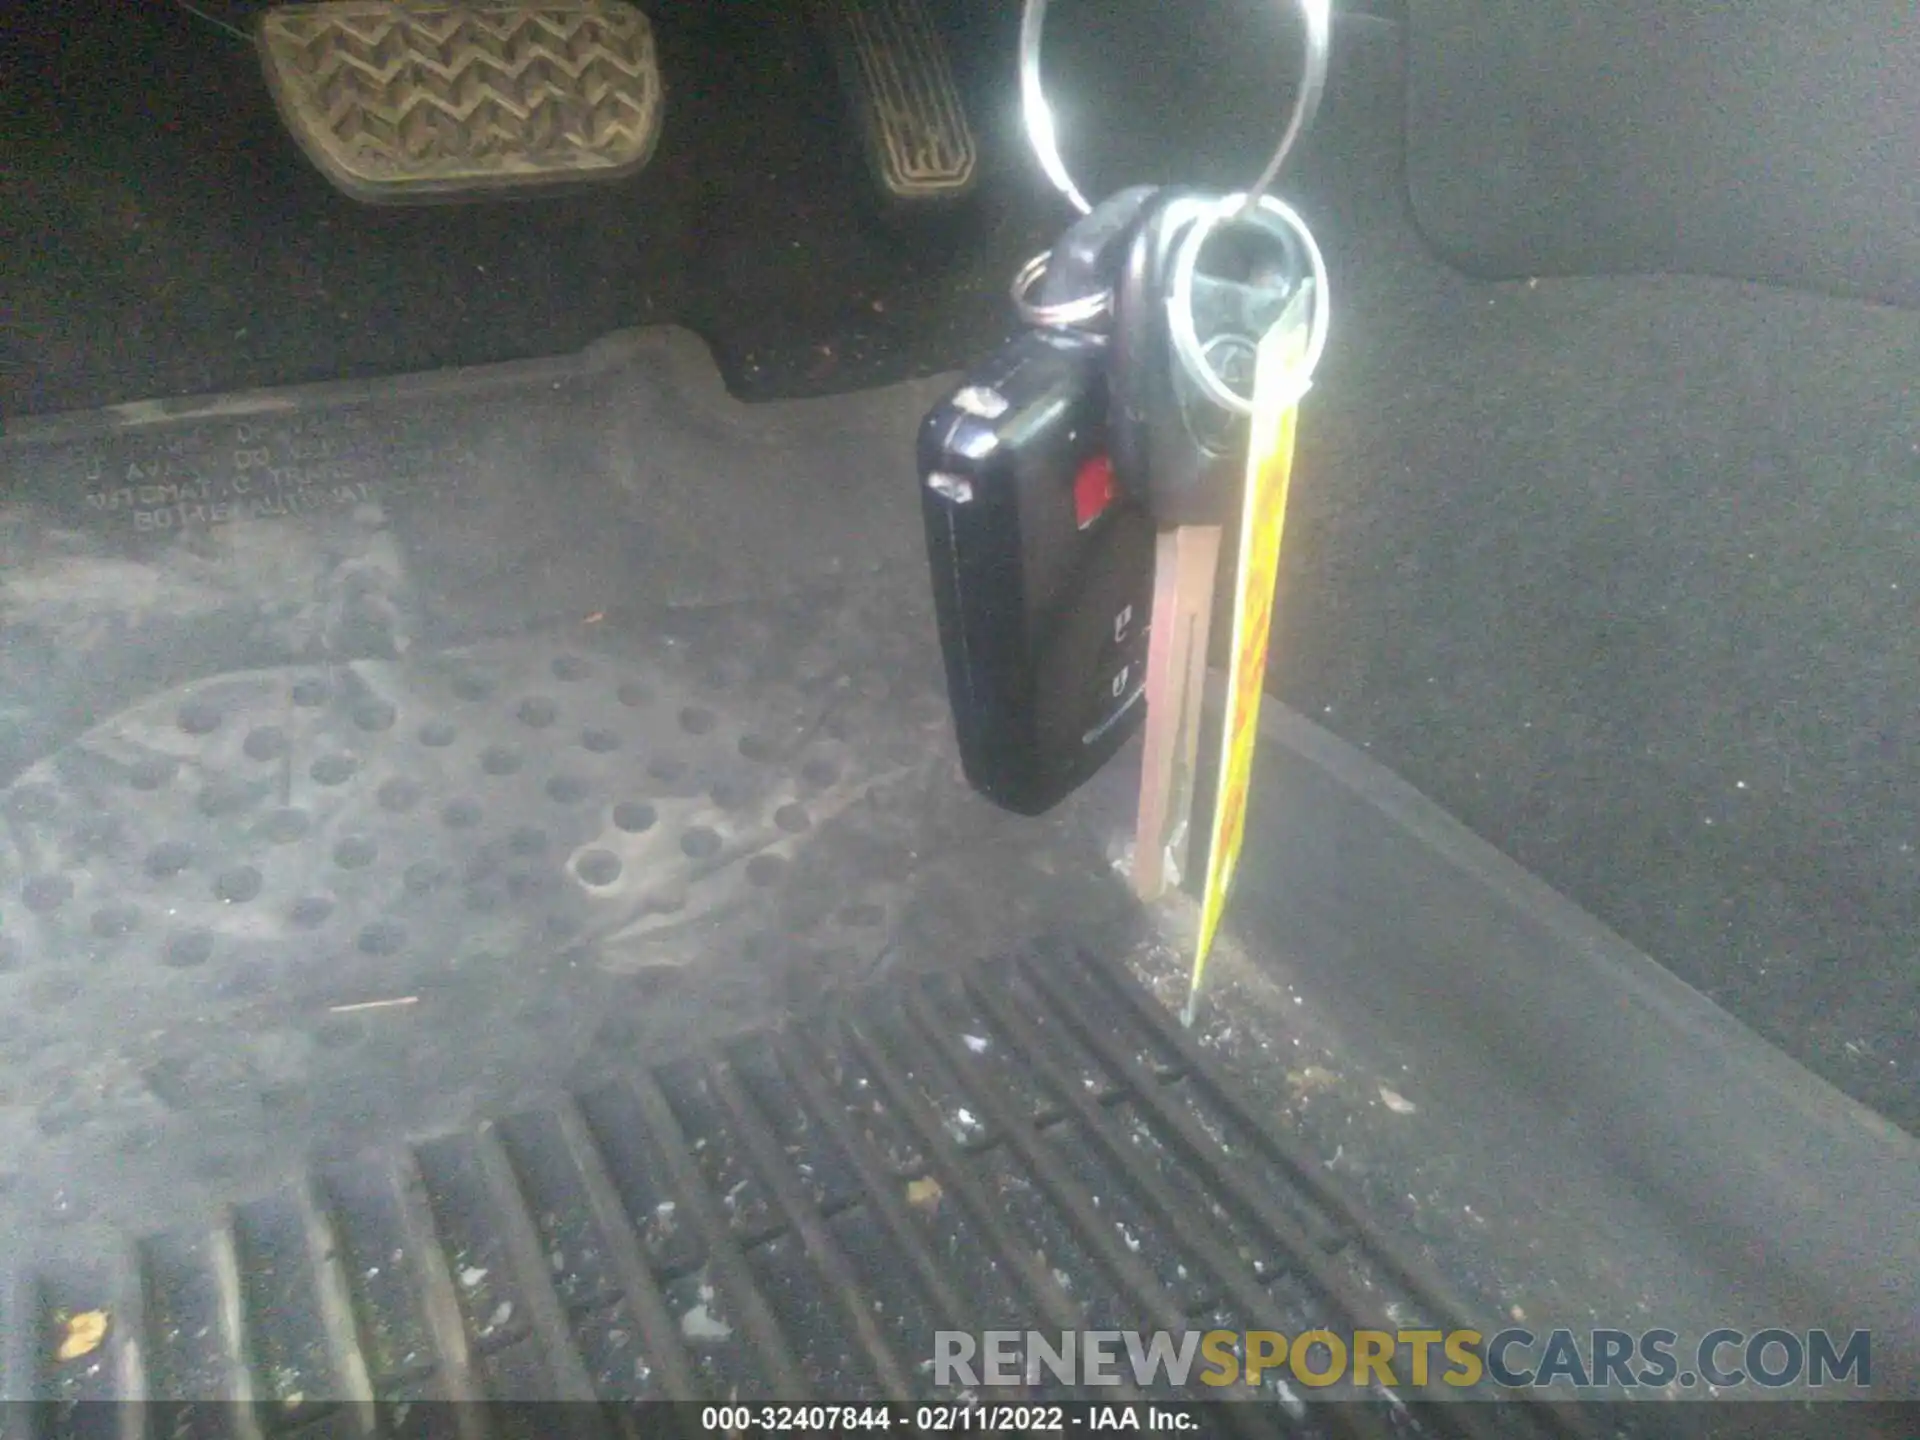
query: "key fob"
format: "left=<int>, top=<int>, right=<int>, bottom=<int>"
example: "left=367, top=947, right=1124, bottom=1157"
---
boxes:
left=920, top=332, right=1154, bottom=814
left=919, top=192, right=1162, bottom=815
left=1109, top=194, right=1307, bottom=526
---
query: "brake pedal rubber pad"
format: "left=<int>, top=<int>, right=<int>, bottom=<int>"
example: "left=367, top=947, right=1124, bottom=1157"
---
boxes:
left=257, top=0, right=664, bottom=203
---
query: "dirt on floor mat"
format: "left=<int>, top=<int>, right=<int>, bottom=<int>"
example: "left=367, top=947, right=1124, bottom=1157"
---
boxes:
left=2, top=940, right=1597, bottom=1440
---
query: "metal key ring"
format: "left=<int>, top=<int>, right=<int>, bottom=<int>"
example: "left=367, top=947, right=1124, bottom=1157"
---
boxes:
left=1010, top=249, right=1113, bottom=330
left=1166, top=191, right=1331, bottom=416
left=1019, top=0, right=1332, bottom=219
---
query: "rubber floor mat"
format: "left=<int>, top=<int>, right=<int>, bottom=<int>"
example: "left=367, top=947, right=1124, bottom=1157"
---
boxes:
left=2, top=940, right=1587, bottom=1436
left=0, top=322, right=1592, bottom=1434
left=0, top=328, right=1161, bottom=1246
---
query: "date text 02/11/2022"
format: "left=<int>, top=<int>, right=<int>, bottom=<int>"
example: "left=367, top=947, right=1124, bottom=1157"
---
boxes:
left=697, top=1403, right=1198, bottom=1432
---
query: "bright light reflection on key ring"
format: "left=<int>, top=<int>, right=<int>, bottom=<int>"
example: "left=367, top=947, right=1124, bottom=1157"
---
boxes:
left=1013, top=0, right=1333, bottom=345
left=1167, top=191, right=1331, bottom=416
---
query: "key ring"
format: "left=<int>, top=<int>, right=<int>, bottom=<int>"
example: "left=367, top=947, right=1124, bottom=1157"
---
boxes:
left=1166, top=191, right=1331, bottom=416
left=1019, top=0, right=1332, bottom=221
left=1010, top=250, right=1112, bottom=330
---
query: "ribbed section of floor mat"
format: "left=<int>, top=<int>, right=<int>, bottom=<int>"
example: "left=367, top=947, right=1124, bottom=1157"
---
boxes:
left=0, top=944, right=1578, bottom=1440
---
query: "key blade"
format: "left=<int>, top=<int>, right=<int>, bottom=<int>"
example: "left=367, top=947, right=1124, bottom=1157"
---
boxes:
left=1132, top=525, right=1222, bottom=902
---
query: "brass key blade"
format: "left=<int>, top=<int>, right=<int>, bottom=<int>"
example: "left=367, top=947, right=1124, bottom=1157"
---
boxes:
left=1132, top=524, right=1223, bottom=902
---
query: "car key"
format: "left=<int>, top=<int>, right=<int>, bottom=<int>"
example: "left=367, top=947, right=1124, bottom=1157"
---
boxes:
left=918, top=188, right=1163, bottom=815
left=1109, top=194, right=1310, bottom=898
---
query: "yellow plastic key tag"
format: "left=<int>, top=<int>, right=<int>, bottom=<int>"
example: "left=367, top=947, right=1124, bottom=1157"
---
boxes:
left=1185, top=284, right=1314, bottom=1024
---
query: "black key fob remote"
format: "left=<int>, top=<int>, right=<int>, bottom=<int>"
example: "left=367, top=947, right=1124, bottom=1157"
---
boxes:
left=919, top=330, right=1155, bottom=814
left=918, top=187, right=1165, bottom=815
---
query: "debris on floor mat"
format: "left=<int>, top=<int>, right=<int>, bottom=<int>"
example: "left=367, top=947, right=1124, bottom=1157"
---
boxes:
left=6, top=320, right=1898, bottom=1428
left=2, top=941, right=1584, bottom=1435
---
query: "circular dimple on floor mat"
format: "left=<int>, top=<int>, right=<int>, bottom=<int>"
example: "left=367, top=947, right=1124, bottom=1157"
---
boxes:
left=177, top=698, right=224, bottom=736
left=244, top=726, right=287, bottom=762
left=90, top=904, right=141, bottom=939
left=214, top=867, right=262, bottom=904
left=261, top=808, right=311, bottom=844
left=145, top=840, right=194, bottom=879
left=128, top=757, right=178, bottom=792
left=313, top=1017, right=363, bottom=1050
left=163, top=931, right=214, bottom=968
left=378, top=777, right=423, bottom=812
left=403, top=860, right=449, bottom=895
left=545, top=774, right=591, bottom=805
left=333, top=836, right=378, bottom=870
left=68, top=816, right=123, bottom=858
left=197, top=778, right=257, bottom=819
left=517, top=696, right=558, bottom=729
left=576, top=849, right=622, bottom=887
left=480, top=743, right=523, bottom=776
left=22, top=875, right=73, bottom=914
left=311, top=754, right=358, bottom=786
left=353, top=699, right=397, bottom=732
left=357, top=921, right=407, bottom=956
left=613, top=801, right=655, bottom=833
left=289, top=897, right=333, bottom=930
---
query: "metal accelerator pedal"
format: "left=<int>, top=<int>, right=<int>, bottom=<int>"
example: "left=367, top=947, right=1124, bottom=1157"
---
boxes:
left=807, top=0, right=979, bottom=206
left=256, top=0, right=665, bottom=202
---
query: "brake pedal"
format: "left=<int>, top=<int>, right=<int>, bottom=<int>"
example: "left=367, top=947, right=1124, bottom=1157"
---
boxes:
left=257, top=0, right=665, bottom=203
left=809, top=0, right=979, bottom=206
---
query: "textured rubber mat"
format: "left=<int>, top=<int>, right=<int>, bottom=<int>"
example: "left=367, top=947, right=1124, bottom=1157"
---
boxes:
left=257, top=0, right=664, bottom=201
left=1, top=940, right=1586, bottom=1437
left=810, top=0, right=978, bottom=203
left=0, top=328, right=1151, bottom=1240
left=1, top=323, right=1904, bottom=1425
left=0, top=321, right=1573, bottom=1431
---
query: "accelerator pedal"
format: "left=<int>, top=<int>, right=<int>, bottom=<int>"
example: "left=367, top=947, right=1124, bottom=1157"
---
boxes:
left=257, top=0, right=664, bottom=203
left=809, top=0, right=979, bottom=206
